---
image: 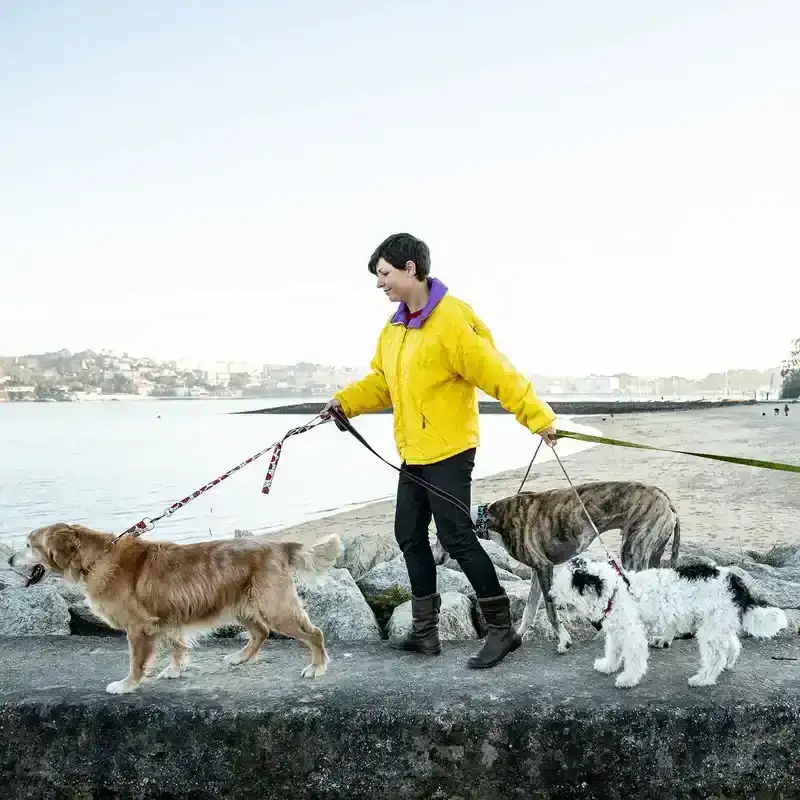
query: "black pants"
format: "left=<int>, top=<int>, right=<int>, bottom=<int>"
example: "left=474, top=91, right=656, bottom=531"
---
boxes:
left=394, top=448, right=503, bottom=599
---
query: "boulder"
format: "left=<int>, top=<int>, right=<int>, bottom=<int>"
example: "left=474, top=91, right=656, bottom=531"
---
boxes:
left=501, top=578, right=599, bottom=644
left=52, top=581, right=119, bottom=636
left=336, top=530, right=401, bottom=581
left=669, top=541, right=755, bottom=568
left=443, top=561, right=521, bottom=583
left=438, top=539, right=532, bottom=580
left=746, top=542, right=800, bottom=568
left=728, top=566, right=800, bottom=610
left=386, top=592, right=478, bottom=641
left=0, top=586, right=71, bottom=636
left=357, top=556, right=474, bottom=609
left=672, top=544, right=800, bottom=611
left=0, top=542, right=25, bottom=589
left=236, top=527, right=400, bottom=582
left=297, top=568, right=382, bottom=641
left=780, top=609, right=800, bottom=637
left=778, top=547, right=800, bottom=569
left=501, top=579, right=533, bottom=624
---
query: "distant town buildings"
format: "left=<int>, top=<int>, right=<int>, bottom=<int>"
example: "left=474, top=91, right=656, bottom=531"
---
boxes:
left=571, top=374, right=621, bottom=396
left=0, top=349, right=368, bottom=402
left=0, top=348, right=780, bottom=402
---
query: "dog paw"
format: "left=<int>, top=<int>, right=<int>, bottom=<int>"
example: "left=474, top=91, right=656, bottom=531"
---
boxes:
left=224, top=652, right=250, bottom=666
left=614, top=673, right=641, bottom=688
left=300, top=662, right=327, bottom=679
left=688, top=673, right=716, bottom=687
left=650, top=637, right=672, bottom=649
left=105, top=679, right=139, bottom=695
left=594, top=658, right=617, bottom=675
left=556, top=639, right=572, bottom=655
left=156, top=665, right=183, bottom=680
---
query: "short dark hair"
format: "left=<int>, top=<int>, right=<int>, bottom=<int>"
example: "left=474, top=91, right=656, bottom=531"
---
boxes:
left=367, top=233, right=430, bottom=281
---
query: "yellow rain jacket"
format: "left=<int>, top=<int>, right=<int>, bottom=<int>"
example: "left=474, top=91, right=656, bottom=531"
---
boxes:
left=335, top=279, right=556, bottom=466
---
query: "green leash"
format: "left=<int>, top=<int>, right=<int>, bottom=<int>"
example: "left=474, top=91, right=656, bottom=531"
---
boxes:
left=556, top=430, right=800, bottom=474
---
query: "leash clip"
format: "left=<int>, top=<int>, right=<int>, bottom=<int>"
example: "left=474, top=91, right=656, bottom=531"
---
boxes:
left=134, top=518, right=155, bottom=535
left=475, top=503, right=490, bottom=538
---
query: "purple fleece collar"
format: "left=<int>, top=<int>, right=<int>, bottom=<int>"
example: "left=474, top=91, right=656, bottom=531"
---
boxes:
left=390, top=277, right=448, bottom=328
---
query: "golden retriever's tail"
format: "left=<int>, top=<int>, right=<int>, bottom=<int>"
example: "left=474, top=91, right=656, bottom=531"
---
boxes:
left=282, top=534, right=342, bottom=583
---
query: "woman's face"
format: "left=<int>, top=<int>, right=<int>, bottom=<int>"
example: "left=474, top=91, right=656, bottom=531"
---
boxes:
left=375, top=257, right=416, bottom=304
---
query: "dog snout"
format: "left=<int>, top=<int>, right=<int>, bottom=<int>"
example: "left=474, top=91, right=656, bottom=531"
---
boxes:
left=6, top=554, right=12, bottom=567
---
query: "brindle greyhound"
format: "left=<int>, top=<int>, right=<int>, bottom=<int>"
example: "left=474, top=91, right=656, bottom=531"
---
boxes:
left=433, top=481, right=680, bottom=653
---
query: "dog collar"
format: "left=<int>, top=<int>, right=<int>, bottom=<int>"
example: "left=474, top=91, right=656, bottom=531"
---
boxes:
left=475, top=504, right=489, bottom=537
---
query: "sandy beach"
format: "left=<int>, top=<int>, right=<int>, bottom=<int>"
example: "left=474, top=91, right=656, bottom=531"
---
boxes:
left=270, top=404, right=800, bottom=555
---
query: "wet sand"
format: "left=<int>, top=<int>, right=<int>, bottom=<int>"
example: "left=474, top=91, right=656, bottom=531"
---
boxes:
left=268, top=405, right=800, bottom=554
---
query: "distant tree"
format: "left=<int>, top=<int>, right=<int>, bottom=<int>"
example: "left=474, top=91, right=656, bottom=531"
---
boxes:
left=228, top=372, right=250, bottom=390
left=780, top=338, right=800, bottom=399
left=102, top=374, right=136, bottom=395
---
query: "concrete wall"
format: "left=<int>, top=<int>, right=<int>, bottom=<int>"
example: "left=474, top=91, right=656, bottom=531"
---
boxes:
left=1, top=636, right=798, bottom=798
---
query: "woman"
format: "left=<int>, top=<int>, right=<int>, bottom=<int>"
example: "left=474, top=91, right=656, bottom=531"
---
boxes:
left=323, top=233, right=557, bottom=669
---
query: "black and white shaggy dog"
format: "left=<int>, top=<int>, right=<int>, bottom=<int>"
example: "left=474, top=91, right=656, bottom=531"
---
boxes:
left=550, top=558, right=788, bottom=688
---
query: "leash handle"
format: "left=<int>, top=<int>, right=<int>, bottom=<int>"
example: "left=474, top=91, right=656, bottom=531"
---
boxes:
left=260, top=416, right=330, bottom=494
left=261, top=443, right=283, bottom=495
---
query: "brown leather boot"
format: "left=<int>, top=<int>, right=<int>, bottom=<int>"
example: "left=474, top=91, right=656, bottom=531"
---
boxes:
left=388, top=593, right=442, bottom=656
left=467, top=593, right=521, bottom=669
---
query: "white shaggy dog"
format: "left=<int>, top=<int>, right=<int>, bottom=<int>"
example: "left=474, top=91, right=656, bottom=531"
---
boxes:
left=550, top=557, right=788, bottom=688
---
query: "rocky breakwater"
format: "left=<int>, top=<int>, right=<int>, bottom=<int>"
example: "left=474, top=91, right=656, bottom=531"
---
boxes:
left=4, top=531, right=800, bottom=645
left=0, top=530, right=576, bottom=644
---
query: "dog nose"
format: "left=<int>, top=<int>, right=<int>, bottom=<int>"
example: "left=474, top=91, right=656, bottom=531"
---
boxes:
left=7, top=555, right=13, bottom=566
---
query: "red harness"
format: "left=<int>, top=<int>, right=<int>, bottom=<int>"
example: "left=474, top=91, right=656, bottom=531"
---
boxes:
left=597, top=588, right=619, bottom=628
left=603, top=590, right=617, bottom=619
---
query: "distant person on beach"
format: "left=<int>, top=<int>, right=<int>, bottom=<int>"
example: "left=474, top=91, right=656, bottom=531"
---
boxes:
left=322, top=233, right=556, bottom=669
left=786, top=404, right=790, bottom=417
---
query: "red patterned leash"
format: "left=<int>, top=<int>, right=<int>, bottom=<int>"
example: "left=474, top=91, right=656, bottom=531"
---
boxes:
left=109, top=414, right=329, bottom=545
left=260, top=416, right=331, bottom=494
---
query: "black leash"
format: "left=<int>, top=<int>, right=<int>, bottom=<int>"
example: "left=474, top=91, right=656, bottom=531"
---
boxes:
left=329, top=407, right=476, bottom=525
left=517, top=439, right=543, bottom=494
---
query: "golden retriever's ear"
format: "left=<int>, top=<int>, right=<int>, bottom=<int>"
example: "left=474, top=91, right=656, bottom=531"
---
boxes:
left=44, top=530, right=78, bottom=571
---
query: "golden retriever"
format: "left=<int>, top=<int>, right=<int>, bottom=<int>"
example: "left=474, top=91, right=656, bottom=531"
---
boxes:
left=9, top=523, right=341, bottom=694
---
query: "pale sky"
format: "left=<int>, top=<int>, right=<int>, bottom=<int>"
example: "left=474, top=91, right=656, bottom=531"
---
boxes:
left=1, top=1, right=797, bottom=378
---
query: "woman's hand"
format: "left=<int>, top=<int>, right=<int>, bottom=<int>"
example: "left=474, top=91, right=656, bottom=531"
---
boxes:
left=539, top=424, right=558, bottom=448
left=321, top=398, right=342, bottom=419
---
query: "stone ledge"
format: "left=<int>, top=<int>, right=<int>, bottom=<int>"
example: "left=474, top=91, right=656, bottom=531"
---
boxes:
left=237, top=399, right=756, bottom=417
left=1, top=636, right=799, bottom=799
